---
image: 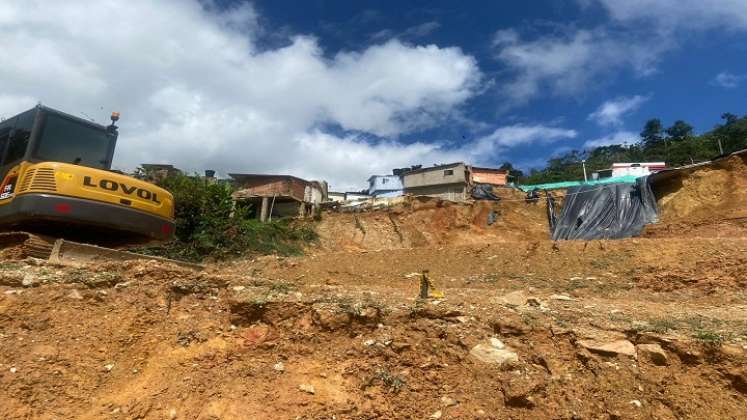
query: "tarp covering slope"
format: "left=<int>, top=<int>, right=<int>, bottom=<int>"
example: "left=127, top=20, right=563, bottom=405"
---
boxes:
left=471, top=184, right=501, bottom=201
left=550, top=178, right=658, bottom=240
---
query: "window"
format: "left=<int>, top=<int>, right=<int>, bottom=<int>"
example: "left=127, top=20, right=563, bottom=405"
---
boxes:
left=34, top=113, right=114, bottom=169
left=0, top=128, right=9, bottom=165
left=382, top=178, right=388, bottom=184
left=4, top=110, right=35, bottom=164
left=444, top=169, right=454, bottom=176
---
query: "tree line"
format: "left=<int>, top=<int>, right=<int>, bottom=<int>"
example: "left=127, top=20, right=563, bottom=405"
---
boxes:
left=500, top=113, right=747, bottom=185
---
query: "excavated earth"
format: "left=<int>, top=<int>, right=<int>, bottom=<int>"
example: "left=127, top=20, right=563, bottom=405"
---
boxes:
left=2, top=159, right=747, bottom=419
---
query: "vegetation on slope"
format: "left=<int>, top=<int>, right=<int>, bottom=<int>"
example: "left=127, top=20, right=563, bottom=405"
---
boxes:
left=136, top=174, right=317, bottom=262
left=506, top=113, right=747, bottom=185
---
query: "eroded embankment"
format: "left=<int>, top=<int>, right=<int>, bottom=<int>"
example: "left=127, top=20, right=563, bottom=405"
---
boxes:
left=645, top=153, right=747, bottom=237
left=316, top=192, right=550, bottom=252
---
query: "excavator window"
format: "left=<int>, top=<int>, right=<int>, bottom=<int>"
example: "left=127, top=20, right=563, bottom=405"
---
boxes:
left=5, top=113, right=34, bottom=164
left=0, top=128, right=9, bottom=165
left=33, top=112, right=114, bottom=170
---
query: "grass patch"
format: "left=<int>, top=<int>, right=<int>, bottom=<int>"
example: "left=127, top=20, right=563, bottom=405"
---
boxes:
left=692, top=330, right=725, bottom=343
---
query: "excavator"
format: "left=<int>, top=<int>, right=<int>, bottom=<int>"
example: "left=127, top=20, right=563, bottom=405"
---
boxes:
left=0, top=105, right=195, bottom=267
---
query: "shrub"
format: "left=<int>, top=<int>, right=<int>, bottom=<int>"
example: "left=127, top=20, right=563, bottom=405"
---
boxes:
left=136, top=174, right=317, bottom=261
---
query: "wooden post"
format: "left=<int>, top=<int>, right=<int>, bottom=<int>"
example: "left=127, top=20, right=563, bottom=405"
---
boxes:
left=260, top=196, right=269, bottom=223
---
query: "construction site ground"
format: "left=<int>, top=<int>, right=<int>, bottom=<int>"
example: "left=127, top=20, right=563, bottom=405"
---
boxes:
left=2, top=155, right=747, bottom=419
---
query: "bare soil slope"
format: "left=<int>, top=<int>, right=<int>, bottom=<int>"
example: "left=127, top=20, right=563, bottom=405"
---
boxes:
left=316, top=191, right=549, bottom=252
left=645, top=154, right=747, bottom=237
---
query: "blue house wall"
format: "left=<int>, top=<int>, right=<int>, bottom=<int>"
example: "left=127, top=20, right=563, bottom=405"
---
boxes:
left=368, top=175, right=403, bottom=197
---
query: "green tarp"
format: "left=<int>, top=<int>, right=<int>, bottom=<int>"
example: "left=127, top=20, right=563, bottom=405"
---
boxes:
left=517, top=175, right=640, bottom=192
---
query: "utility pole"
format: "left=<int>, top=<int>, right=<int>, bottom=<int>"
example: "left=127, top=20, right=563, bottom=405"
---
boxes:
left=581, top=160, right=588, bottom=182
left=717, top=136, right=724, bottom=155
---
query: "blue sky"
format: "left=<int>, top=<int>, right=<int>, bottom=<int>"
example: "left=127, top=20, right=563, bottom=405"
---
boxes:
left=251, top=0, right=747, bottom=168
left=2, top=0, right=746, bottom=189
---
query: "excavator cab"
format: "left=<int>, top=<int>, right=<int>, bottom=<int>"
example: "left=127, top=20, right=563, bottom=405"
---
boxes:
left=0, top=105, right=175, bottom=244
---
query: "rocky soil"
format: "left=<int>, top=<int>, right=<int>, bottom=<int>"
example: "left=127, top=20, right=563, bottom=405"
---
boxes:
left=2, top=235, right=747, bottom=419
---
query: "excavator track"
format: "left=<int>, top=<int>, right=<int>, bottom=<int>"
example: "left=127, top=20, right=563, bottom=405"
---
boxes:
left=0, top=232, right=203, bottom=270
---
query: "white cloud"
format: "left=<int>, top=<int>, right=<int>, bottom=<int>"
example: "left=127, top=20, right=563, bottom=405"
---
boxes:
left=593, top=0, right=747, bottom=31
left=470, top=125, right=577, bottom=157
left=583, top=131, right=639, bottom=149
left=492, top=28, right=668, bottom=104
left=711, top=71, right=745, bottom=89
left=588, top=95, right=650, bottom=126
left=0, top=0, right=489, bottom=190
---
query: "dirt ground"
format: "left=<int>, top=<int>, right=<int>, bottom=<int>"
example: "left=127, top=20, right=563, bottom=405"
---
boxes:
left=2, top=159, right=747, bottom=419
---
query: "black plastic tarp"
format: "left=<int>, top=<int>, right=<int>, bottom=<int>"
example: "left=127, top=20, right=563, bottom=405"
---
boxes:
left=550, top=177, right=658, bottom=240
left=472, top=184, right=501, bottom=201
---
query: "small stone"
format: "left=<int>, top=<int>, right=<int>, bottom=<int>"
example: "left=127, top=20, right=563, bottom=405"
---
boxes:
left=440, top=396, right=458, bottom=407
left=103, top=364, right=115, bottom=372
left=232, top=286, right=246, bottom=292
left=499, top=290, right=527, bottom=306
left=9, top=367, right=17, bottom=373
left=550, top=294, right=574, bottom=301
left=430, top=410, right=442, bottom=419
left=489, top=337, right=506, bottom=349
left=273, top=362, right=285, bottom=372
left=21, top=275, right=36, bottom=287
left=637, top=343, right=668, bottom=366
left=299, top=384, right=315, bottom=394
left=169, top=408, right=177, bottom=419
left=470, top=342, right=519, bottom=366
left=577, top=339, right=636, bottom=357
left=68, top=289, right=84, bottom=300
left=363, top=339, right=375, bottom=347
left=456, top=316, right=470, bottom=324
left=629, top=400, right=642, bottom=408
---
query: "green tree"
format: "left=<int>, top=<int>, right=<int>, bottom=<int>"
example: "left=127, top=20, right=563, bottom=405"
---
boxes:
left=641, top=118, right=664, bottom=147
left=721, top=113, right=738, bottom=126
left=498, top=162, right=524, bottom=182
left=665, top=120, right=693, bottom=142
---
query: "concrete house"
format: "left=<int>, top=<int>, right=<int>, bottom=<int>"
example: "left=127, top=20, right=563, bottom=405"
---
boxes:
left=230, top=174, right=326, bottom=221
left=327, top=191, right=346, bottom=202
left=402, top=162, right=470, bottom=201
left=368, top=175, right=403, bottom=198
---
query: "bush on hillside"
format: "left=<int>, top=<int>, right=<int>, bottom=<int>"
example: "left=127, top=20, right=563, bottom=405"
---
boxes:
left=136, top=174, right=317, bottom=262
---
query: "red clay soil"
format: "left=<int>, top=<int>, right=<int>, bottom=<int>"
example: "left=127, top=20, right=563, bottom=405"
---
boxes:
left=2, top=235, right=747, bottom=419
left=644, top=153, right=747, bottom=238
left=316, top=191, right=549, bottom=251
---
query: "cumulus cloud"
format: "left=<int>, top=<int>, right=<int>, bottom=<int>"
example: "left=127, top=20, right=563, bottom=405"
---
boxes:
left=711, top=71, right=745, bottom=89
left=583, top=131, right=639, bottom=149
left=0, top=0, right=493, bottom=190
left=492, top=28, right=668, bottom=104
left=588, top=95, right=650, bottom=126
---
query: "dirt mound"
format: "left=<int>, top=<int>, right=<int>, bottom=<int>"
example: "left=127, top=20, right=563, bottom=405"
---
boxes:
left=316, top=192, right=549, bottom=251
left=646, top=154, right=747, bottom=237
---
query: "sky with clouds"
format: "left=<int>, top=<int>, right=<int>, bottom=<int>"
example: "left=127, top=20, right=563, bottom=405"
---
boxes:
left=1, top=0, right=746, bottom=190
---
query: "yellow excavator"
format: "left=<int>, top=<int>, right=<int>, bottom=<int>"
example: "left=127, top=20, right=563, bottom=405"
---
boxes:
left=0, top=105, right=189, bottom=267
